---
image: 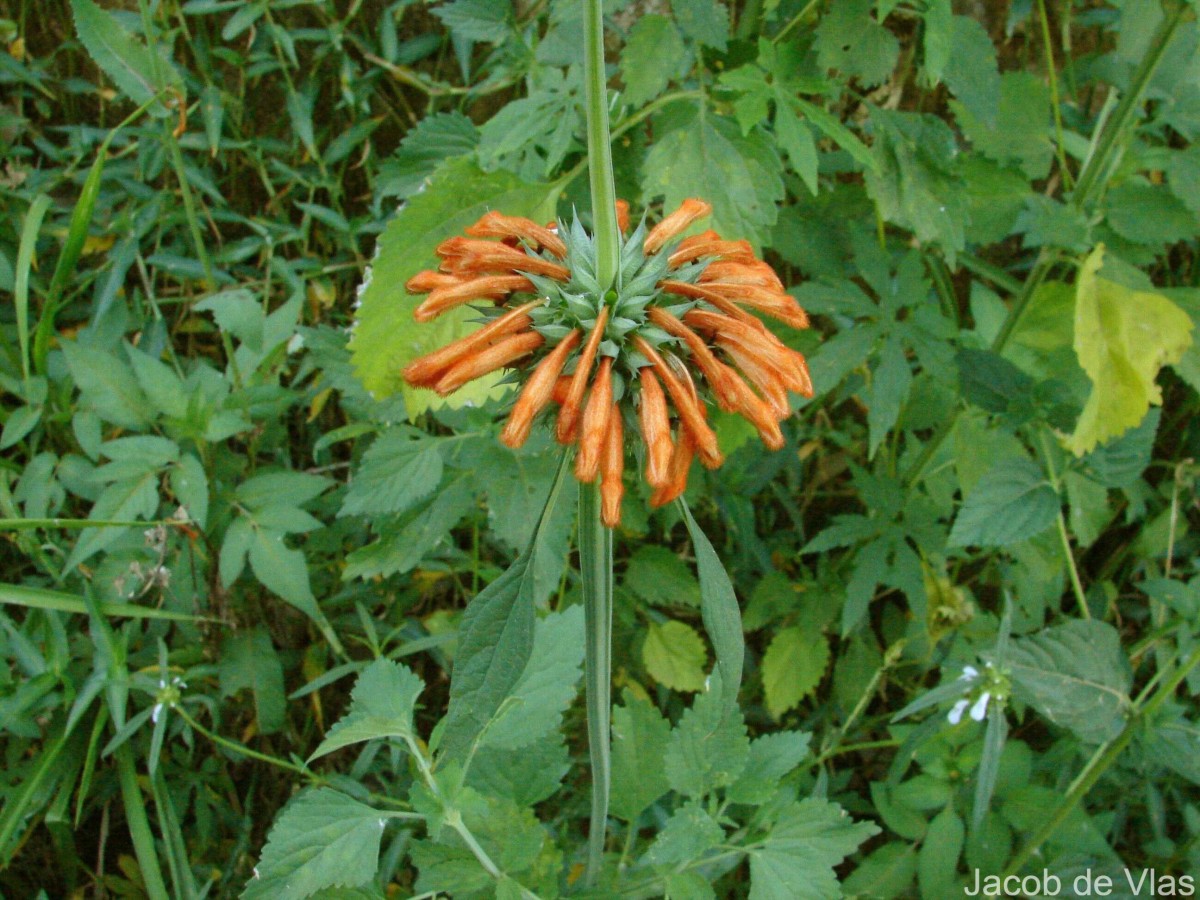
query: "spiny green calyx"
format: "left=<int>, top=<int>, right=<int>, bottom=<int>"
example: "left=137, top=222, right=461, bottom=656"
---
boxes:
left=400, top=198, right=815, bottom=527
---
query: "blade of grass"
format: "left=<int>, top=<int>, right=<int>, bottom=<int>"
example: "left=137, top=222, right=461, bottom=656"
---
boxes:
left=0, top=583, right=217, bottom=622
left=14, top=194, right=51, bottom=383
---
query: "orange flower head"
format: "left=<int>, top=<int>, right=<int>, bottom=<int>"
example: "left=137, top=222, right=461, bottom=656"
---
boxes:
left=400, top=201, right=815, bottom=527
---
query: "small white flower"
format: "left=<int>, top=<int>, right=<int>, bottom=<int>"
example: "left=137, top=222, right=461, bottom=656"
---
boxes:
left=960, top=665, right=979, bottom=681
left=969, top=692, right=991, bottom=722
left=948, top=698, right=970, bottom=725
left=152, top=703, right=164, bottom=724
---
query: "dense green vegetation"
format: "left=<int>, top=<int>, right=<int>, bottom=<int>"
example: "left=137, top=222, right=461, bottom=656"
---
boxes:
left=2, top=0, right=1200, bottom=897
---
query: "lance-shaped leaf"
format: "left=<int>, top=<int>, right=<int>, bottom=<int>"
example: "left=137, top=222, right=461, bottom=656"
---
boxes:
left=308, top=659, right=425, bottom=761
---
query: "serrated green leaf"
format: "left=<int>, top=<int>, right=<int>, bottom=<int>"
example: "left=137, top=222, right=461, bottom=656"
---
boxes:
left=339, top=429, right=442, bottom=518
left=644, top=620, right=708, bottom=693
left=248, top=528, right=327, bottom=628
left=1068, top=246, right=1193, bottom=454
left=645, top=800, right=725, bottom=866
left=747, top=798, right=880, bottom=900
left=308, top=658, right=424, bottom=760
left=432, top=0, right=512, bottom=43
left=481, top=605, right=584, bottom=749
left=378, top=112, right=480, bottom=202
left=954, top=71, right=1053, bottom=179
left=867, top=337, right=912, bottom=458
left=625, top=545, right=701, bottom=608
left=947, top=457, right=1058, bottom=548
left=621, top=16, right=685, bottom=107
left=642, top=105, right=783, bottom=251
left=1006, top=619, right=1132, bottom=744
left=242, top=789, right=389, bottom=899
left=813, top=0, right=899, bottom=88
left=61, top=342, right=151, bottom=430
left=665, top=686, right=749, bottom=797
left=170, top=453, right=208, bottom=528
left=728, top=731, right=813, bottom=805
left=611, top=691, right=673, bottom=821
left=841, top=842, right=917, bottom=899
left=438, top=455, right=570, bottom=760
left=671, top=0, right=729, bottom=50
left=467, top=736, right=571, bottom=806
left=71, top=0, right=182, bottom=116
left=349, top=157, right=560, bottom=415
left=762, top=627, right=829, bottom=720
left=942, top=15, right=999, bottom=123
left=775, top=100, right=818, bottom=194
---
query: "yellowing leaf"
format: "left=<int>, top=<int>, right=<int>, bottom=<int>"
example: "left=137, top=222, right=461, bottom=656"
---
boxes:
left=643, top=620, right=708, bottom=693
left=1068, top=245, right=1193, bottom=455
left=761, top=626, right=829, bottom=720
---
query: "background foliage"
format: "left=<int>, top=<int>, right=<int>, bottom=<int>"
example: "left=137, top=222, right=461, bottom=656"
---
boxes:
left=2, top=0, right=1200, bottom=897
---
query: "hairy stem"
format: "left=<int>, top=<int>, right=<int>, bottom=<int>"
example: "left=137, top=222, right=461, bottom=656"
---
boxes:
left=579, top=482, right=613, bottom=885
left=584, top=0, right=620, bottom=291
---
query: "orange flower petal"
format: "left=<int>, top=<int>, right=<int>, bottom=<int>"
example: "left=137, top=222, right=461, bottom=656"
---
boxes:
left=660, top=280, right=768, bottom=331
left=668, top=237, right=756, bottom=268
left=500, top=329, right=582, bottom=448
left=436, top=237, right=570, bottom=280
left=406, top=270, right=461, bottom=294
left=600, top=403, right=624, bottom=528
left=404, top=300, right=542, bottom=387
left=433, top=331, right=543, bottom=396
left=649, top=429, right=694, bottom=507
left=615, top=199, right=630, bottom=234
left=415, top=274, right=535, bottom=322
left=557, top=306, right=610, bottom=444
left=633, top=336, right=723, bottom=469
left=575, top=357, right=614, bottom=483
left=638, top=367, right=673, bottom=489
left=466, top=210, right=567, bottom=258
left=720, top=341, right=791, bottom=418
left=699, top=259, right=784, bottom=291
left=645, top=199, right=712, bottom=254
left=693, top=283, right=810, bottom=329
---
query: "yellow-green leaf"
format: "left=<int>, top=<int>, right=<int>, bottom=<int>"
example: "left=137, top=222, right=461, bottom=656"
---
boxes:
left=349, top=157, right=560, bottom=419
left=643, top=620, right=708, bottom=693
left=762, top=626, right=829, bottom=720
left=1068, top=245, right=1193, bottom=455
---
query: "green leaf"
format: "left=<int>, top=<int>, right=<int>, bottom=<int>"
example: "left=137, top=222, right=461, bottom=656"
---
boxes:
left=813, top=0, right=899, bottom=88
left=680, top=499, right=745, bottom=714
left=1105, top=181, right=1198, bottom=247
left=624, top=545, right=701, bottom=608
left=762, top=626, right=829, bottom=720
left=308, top=658, right=424, bottom=760
left=645, top=800, right=725, bottom=866
left=349, top=157, right=560, bottom=413
left=642, top=105, right=783, bottom=251
left=727, top=731, right=813, bottom=805
left=947, top=21, right=1012, bottom=111
left=1080, top=408, right=1159, bottom=487
left=920, top=0, right=952, bottom=84
left=467, top=736, right=571, bottom=807
left=620, top=16, right=685, bottom=107
left=481, top=605, right=584, bottom=749
left=841, top=842, right=917, bottom=899
left=1006, top=619, right=1132, bottom=744
left=61, top=342, right=151, bottom=430
left=431, top=0, right=512, bottom=43
left=865, top=109, right=967, bottom=255
left=953, top=71, right=1053, bottom=179
left=438, top=454, right=570, bottom=760
left=792, top=97, right=878, bottom=174
left=70, top=0, right=182, bottom=116
left=665, top=686, right=749, bottom=798
left=1067, top=246, right=1194, bottom=455
left=955, top=348, right=1036, bottom=415
left=377, top=112, right=480, bottom=202
left=248, top=528, right=329, bottom=631
left=236, top=471, right=331, bottom=510
left=671, top=0, right=730, bottom=51
left=339, top=429, right=442, bottom=518
left=342, top=478, right=477, bottom=581
left=747, top=798, right=880, bottom=900
left=917, top=806, right=964, bottom=898
left=126, top=343, right=187, bottom=419
left=867, top=337, right=912, bottom=458
left=220, top=628, right=286, bottom=735
left=170, top=453, right=209, bottom=528
left=611, top=692, right=673, bottom=822
left=775, top=100, right=818, bottom=194
left=242, top=789, right=390, bottom=899
left=64, top=472, right=160, bottom=571
left=947, top=457, right=1058, bottom=548
left=643, top=620, right=709, bottom=693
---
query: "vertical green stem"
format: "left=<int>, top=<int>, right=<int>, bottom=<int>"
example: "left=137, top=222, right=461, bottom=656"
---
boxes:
left=114, top=744, right=169, bottom=900
left=584, top=0, right=620, bottom=292
left=579, top=482, right=613, bottom=885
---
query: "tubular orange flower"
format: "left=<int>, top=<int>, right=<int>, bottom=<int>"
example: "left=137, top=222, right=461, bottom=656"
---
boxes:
left=400, top=199, right=817, bottom=526
left=600, top=403, right=624, bottom=528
